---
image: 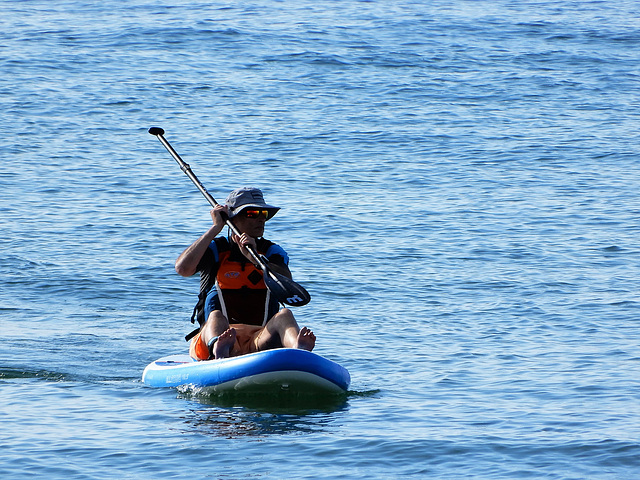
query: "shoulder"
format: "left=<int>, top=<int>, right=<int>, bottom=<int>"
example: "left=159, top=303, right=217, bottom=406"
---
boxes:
left=200, top=237, right=230, bottom=266
left=258, top=238, right=289, bottom=265
left=213, top=236, right=231, bottom=251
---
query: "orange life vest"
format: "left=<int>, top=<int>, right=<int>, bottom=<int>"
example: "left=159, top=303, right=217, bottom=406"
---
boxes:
left=216, top=249, right=266, bottom=290
left=189, top=236, right=288, bottom=331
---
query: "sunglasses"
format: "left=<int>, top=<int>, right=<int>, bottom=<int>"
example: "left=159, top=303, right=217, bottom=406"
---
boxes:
left=242, top=209, right=272, bottom=220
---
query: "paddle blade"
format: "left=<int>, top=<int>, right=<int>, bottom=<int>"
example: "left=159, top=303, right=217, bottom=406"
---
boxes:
left=264, top=270, right=311, bottom=306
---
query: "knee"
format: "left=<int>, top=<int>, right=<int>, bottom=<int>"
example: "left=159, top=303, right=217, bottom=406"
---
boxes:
left=271, top=308, right=296, bottom=326
left=206, top=310, right=228, bottom=328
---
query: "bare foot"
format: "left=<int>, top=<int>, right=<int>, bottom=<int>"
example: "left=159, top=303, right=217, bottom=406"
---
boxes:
left=213, top=328, right=236, bottom=359
left=294, top=326, right=316, bottom=351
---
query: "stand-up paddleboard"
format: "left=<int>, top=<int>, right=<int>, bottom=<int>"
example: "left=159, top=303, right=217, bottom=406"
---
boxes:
left=142, top=348, right=350, bottom=396
left=146, top=130, right=347, bottom=397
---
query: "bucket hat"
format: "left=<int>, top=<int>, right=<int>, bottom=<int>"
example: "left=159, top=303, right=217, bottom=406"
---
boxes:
left=225, top=187, right=280, bottom=218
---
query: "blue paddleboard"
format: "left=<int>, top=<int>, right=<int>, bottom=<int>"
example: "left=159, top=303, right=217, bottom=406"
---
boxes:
left=142, top=348, right=350, bottom=395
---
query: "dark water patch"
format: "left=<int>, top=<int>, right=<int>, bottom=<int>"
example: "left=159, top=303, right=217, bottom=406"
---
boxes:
left=178, top=388, right=349, bottom=417
left=0, top=255, right=48, bottom=270
left=599, top=245, right=624, bottom=253
left=179, top=402, right=346, bottom=438
left=264, top=51, right=352, bottom=67
left=0, top=367, right=68, bottom=382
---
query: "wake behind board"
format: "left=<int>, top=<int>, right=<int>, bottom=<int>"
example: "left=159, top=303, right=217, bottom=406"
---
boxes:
left=142, top=348, right=350, bottom=396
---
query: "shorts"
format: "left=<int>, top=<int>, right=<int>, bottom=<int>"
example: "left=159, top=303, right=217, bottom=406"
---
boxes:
left=189, top=323, right=266, bottom=361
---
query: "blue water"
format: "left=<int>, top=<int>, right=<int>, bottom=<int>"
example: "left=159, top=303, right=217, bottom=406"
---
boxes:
left=2, top=0, right=640, bottom=478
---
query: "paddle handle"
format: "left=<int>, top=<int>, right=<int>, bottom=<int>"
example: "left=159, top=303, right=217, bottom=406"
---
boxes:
left=149, top=127, right=218, bottom=208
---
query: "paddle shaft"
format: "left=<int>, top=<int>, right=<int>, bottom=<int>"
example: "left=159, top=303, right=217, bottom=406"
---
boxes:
left=148, top=127, right=311, bottom=307
left=148, top=127, right=267, bottom=269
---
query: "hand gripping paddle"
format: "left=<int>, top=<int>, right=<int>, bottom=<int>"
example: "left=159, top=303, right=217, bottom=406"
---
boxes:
left=148, top=127, right=311, bottom=307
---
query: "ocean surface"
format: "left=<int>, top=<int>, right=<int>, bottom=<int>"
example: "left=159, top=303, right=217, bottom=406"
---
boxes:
left=2, top=0, right=639, bottom=478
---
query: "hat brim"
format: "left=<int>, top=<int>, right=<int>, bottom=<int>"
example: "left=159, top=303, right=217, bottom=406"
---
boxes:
left=228, top=204, right=280, bottom=218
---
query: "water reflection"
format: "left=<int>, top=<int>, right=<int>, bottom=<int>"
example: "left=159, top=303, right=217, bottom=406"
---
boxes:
left=177, top=390, right=350, bottom=438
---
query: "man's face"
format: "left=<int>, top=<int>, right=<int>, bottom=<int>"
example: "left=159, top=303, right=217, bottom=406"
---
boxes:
left=233, top=209, right=267, bottom=238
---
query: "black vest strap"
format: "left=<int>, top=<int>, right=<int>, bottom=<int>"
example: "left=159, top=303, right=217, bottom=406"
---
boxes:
left=185, top=326, right=200, bottom=342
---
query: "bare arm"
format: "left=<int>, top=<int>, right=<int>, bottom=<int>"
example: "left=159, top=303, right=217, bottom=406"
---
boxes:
left=175, top=206, right=228, bottom=277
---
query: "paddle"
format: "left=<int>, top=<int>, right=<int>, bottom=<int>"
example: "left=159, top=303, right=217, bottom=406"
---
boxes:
left=148, top=127, right=311, bottom=307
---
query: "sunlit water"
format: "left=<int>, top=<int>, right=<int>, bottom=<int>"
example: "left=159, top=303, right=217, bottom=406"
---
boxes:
left=2, top=0, right=640, bottom=478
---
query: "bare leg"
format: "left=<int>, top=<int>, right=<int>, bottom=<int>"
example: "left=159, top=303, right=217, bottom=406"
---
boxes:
left=202, top=310, right=230, bottom=337
left=201, top=310, right=235, bottom=359
left=256, top=308, right=316, bottom=352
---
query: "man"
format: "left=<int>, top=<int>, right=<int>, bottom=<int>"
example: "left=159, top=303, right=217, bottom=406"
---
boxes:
left=175, top=187, right=316, bottom=361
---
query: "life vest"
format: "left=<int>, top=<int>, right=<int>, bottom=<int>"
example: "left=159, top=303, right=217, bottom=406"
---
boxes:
left=185, top=236, right=287, bottom=340
left=216, top=248, right=266, bottom=290
left=214, top=245, right=272, bottom=326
